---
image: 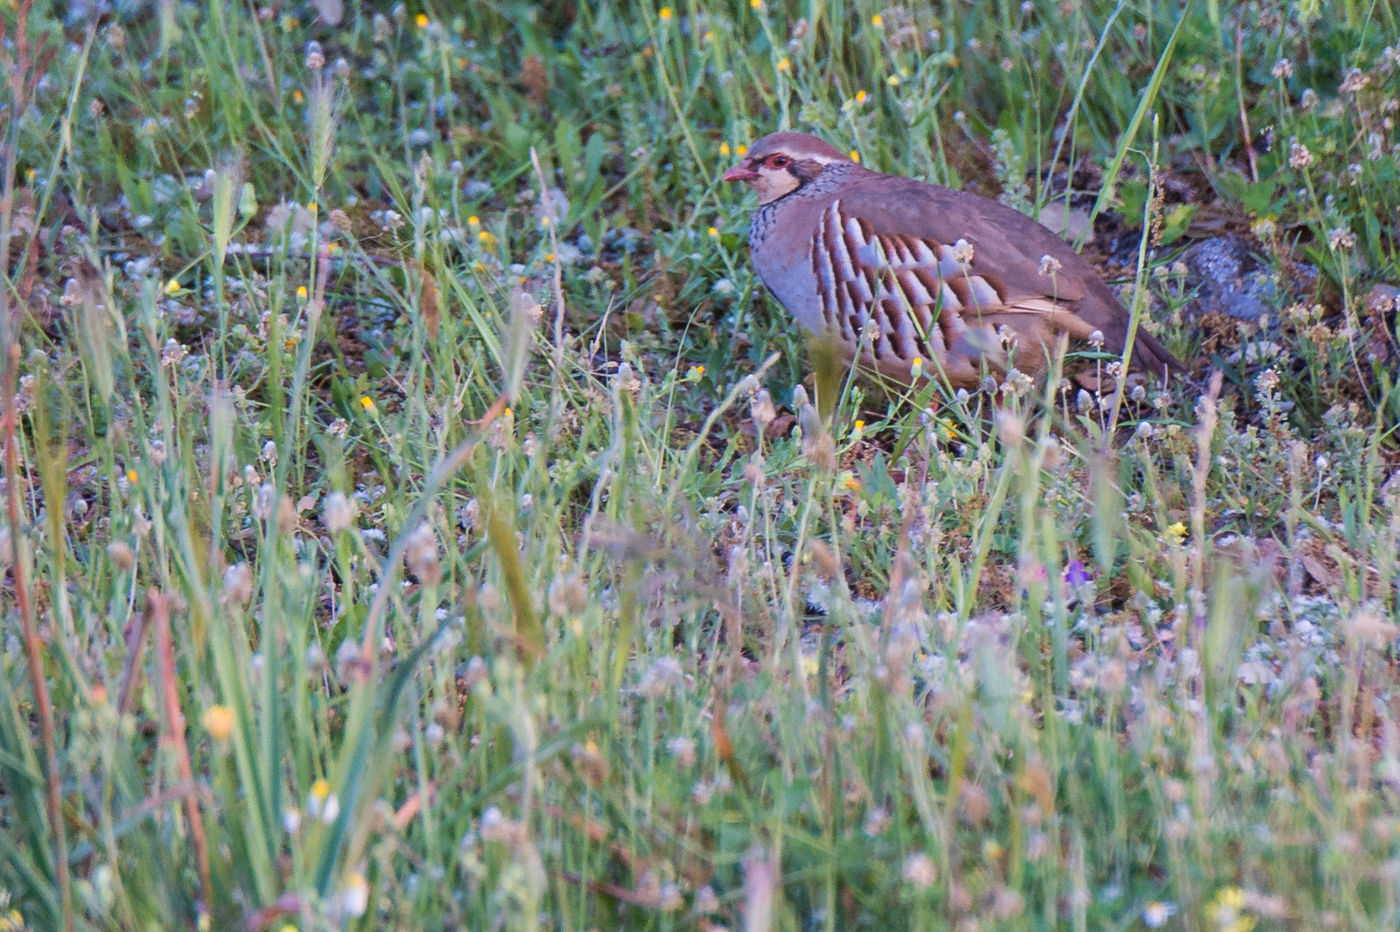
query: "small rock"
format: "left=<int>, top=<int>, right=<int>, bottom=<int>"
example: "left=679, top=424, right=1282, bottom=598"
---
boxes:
left=1178, top=235, right=1277, bottom=322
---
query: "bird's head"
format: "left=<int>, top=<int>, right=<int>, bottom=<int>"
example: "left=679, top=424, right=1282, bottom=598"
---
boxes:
left=722, top=132, right=852, bottom=204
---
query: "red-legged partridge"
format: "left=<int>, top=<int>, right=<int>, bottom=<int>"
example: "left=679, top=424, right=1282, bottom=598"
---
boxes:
left=723, top=132, right=1182, bottom=388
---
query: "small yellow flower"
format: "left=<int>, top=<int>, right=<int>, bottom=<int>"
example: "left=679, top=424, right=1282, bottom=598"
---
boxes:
left=126, top=468, right=138, bottom=483
left=910, top=356, right=924, bottom=379
left=776, top=56, right=791, bottom=72
left=296, top=285, right=308, bottom=300
left=202, top=704, right=235, bottom=742
left=307, top=202, right=318, bottom=215
left=871, top=13, right=884, bottom=26
left=852, top=419, right=865, bottom=439
left=736, top=143, right=748, bottom=156
left=1208, top=887, right=1255, bottom=932
left=164, top=278, right=181, bottom=295
left=719, top=141, right=731, bottom=157
left=327, top=241, right=340, bottom=255
left=359, top=396, right=376, bottom=412
left=307, top=778, right=340, bottom=822
left=981, top=838, right=1004, bottom=861
left=855, top=89, right=868, bottom=104
left=467, top=215, right=481, bottom=227
left=886, top=74, right=901, bottom=87
left=1215, top=887, right=1246, bottom=910
left=686, top=364, right=705, bottom=381
left=292, top=89, right=304, bottom=104
left=280, top=15, right=299, bottom=31
left=839, top=471, right=861, bottom=491
left=658, top=6, right=673, bottom=21
left=478, top=229, right=497, bottom=247
left=415, top=12, right=430, bottom=28
left=849, top=149, right=861, bottom=163
left=707, top=226, right=720, bottom=238
left=278, top=925, right=299, bottom=932
left=1165, top=521, right=1188, bottom=544
left=284, top=338, right=297, bottom=351
left=643, top=44, right=654, bottom=57
left=339, top=872, right=369, bottom=917
left=750, top=0, right=762, bottom=9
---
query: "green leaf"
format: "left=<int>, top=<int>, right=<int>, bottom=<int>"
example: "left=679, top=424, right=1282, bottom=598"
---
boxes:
left=1240, top=180, right=1276, bottom=215
left=1160, top=203, right=1198, bottom=245
left=1118, top=180, right=1148, bottom=225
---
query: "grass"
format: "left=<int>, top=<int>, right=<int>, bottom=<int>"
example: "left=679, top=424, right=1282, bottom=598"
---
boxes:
left=2, top=0, right=1399, bottom=929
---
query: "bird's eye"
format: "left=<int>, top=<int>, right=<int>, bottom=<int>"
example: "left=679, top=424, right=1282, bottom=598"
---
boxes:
left=768, top=155, right=791, bottom=168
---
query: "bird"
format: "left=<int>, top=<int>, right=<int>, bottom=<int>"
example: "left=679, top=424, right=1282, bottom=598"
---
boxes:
left=722, top=131, right=1182, bottom=389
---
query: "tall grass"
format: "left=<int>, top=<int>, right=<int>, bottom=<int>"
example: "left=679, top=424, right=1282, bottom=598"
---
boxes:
left=1, top=0, right=1398, bottom=929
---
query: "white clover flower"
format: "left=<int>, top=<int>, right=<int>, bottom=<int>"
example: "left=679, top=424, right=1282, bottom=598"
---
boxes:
left=637, top=656, right=684, bottom=699
left=1143, top=901, right=1177, bottom=928
left=667, top=736, right=697, bottom=768
left=322, top=491, right=356, bottom=533
left=902, top=852, right=937, bottom=888
left=863, top=806, right=891, bottom=836
left=222, top=562, right=254, bottom=606
left=160, top=338, right=188, bottom=367
left=1339, top=68, right=1370, bottom=93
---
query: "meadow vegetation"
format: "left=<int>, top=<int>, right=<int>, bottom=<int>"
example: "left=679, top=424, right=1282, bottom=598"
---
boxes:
left=2, top=0, right=1399, bottom=928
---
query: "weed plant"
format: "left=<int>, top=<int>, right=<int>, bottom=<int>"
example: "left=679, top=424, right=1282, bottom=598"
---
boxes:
left=2, top=1, right=1399, bottom=929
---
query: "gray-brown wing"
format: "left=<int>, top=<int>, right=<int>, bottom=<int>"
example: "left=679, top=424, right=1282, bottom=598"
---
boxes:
left=831, top=174, right=1182, bottom=375
left=808, top=195, right=1101, bottom=384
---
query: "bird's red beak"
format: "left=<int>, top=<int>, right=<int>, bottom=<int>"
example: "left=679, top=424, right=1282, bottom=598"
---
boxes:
left=722, top=163, right=759, bottom=183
